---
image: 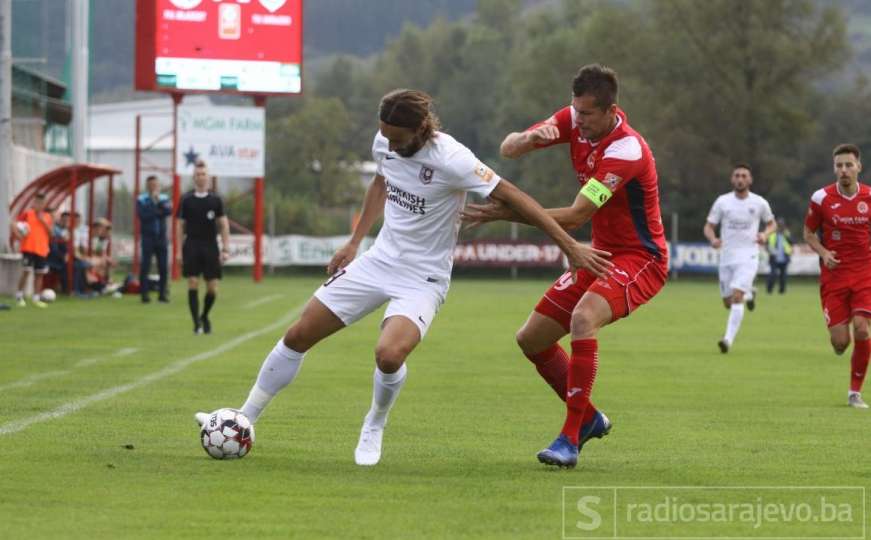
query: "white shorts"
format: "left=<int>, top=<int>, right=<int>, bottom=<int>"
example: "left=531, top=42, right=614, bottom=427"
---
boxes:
left=719, top=260, right=759, bottom=297
left=313, top=252, right=448, bottom=339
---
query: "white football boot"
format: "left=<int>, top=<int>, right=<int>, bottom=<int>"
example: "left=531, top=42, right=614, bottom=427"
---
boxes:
left=194, top=411, right=209, bottom=426
left=848, top=393, right=869, bottom=409
left=354, top=422, right=384, bottom=466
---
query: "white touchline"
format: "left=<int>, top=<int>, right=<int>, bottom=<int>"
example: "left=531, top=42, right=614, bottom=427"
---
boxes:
left=243, top=293, right=285, bottom=310
left=0, top=305, right=304, bottom=437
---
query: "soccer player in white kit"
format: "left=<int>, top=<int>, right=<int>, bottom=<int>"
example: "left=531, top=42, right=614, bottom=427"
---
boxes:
left=197, top=89, right=612, bottom=465
left=703, top=164, right=776, bottom=353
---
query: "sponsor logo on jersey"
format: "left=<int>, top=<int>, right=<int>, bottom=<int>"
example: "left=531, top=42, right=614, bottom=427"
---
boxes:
left=419, top=166, right=434, bottom=184
left=832, top=215, right=868, bottom=225
left=859, top=201, right=869, bottom=214
left=603, top=172, right=622, bottom=189
left=385, top=180, right=427, bottom=215
left=473, top=163, right=494, bottom=183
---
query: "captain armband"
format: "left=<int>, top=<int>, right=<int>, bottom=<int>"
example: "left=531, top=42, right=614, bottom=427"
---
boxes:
left=579, top=178, right=613, bottom=208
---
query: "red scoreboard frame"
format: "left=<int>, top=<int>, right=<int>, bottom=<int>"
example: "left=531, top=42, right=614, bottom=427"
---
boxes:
left=135, top=0, right=303, bottom=96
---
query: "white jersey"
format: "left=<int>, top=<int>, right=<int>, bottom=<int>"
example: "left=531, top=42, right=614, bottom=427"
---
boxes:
left=367, top=131, right=501, bottom=282
left=707, top=192, right=774, bottom=265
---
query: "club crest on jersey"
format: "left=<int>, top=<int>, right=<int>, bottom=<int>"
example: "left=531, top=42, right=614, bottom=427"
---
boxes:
left=419, top=166, right=434, bottom=184
left=859, top=202, right=869, bottom=214
left=603, top=172, right=622, bottom=190
left=586, top=151, right=597, bottom=170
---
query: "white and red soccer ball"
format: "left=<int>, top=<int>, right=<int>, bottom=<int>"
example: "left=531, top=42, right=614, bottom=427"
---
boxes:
left=200, top=408, right=254, bottom=460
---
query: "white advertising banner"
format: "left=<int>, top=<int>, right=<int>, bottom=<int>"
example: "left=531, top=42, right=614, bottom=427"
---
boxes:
left=109, top=236, right=825, bottom=275
left=175, top=105, right=265, bottom=177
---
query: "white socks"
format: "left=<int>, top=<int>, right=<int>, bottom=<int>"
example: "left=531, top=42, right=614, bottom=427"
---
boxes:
left=240, top=339, right=305, bottom=423
left=364, top=364, right=408, bottom=429
left=723, top=303, right=745, bottom=345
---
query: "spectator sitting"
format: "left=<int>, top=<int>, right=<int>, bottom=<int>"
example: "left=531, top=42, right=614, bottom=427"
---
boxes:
left=71, top=217, right=117, bottom=296
left=47, top=210, right=81, bottom=292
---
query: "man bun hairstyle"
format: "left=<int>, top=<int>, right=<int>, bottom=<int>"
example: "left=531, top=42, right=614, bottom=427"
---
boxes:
left=379, top=89, right=441, bottom=139
left=572, top=64, right=619, bottom=110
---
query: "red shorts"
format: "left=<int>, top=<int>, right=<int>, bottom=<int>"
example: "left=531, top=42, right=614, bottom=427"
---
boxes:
left=535, top=253, right=668, bottom=332
left=820, top=279, right=871, bottom=327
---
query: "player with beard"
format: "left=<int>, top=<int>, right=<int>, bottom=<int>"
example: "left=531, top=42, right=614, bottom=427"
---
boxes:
left=703, top=164, right=775, bottom=353
left=196, top=89, right=613, bottom=465
left=804, top=144, right=871, bottom=409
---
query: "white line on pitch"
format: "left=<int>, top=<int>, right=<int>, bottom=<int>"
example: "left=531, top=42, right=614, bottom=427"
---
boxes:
left=243, top=294, right=285, bottom=309
left=0, top=305, right=302, bottom=437
left=74, top=347, right=140, bottom=368
left=0, top=370, right=71, bottom=392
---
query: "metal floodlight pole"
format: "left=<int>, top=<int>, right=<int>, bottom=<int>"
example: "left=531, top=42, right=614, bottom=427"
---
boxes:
left=71, top=0, right=89, bottom=164
left=0, top=0, right=12, bottom=252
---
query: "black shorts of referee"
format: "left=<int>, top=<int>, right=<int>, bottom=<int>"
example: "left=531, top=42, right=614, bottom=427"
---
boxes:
left=182, top=240, right=222, bottom=280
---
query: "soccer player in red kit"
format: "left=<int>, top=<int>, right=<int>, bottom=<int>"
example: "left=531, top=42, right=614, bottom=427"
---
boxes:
left=803, top=143, right=871, bottom=409
left=463, top=64, right=668, bottom=467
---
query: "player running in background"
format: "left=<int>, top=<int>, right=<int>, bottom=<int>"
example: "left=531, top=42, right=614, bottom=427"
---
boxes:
left=703, top=164, right=775, bottom=353
left=463, top=64, right=668, bottom=468
left=803, top=143, right=871, bottom=409
left=197, top=89, right=611, bottom=466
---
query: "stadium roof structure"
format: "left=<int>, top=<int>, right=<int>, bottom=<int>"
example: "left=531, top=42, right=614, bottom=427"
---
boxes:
left=10, top=163, right=122, bottom=293
left=11, top=163, right=121, bottom=218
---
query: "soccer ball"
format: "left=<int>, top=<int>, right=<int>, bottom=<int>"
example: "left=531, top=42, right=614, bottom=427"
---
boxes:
left=41, top=289, right=56, bottom=302
left=199, top=408, right=254, bottom=460
left=15, top=221, right=29, bottom=237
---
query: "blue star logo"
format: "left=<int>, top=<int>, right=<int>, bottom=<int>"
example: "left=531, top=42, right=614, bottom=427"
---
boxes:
left=183, top=146, right=199, bottom=167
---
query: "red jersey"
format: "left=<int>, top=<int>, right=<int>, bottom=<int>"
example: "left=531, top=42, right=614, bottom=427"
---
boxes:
left=531, top=106, right=666, bottom=261
left=805, top=183, right=871, bottom=284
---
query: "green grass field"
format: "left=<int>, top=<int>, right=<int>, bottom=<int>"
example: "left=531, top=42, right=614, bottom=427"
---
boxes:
left=0, top=276, right=868, bottom=539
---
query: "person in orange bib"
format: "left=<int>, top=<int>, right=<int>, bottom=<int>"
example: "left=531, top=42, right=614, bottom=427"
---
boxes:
left=12, top=192, right=53, bottom=307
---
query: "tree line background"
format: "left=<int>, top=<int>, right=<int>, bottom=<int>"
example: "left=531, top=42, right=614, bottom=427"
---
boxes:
left=12, top=0, right=871, bottom=241
left=260, top=0, right=871, bottom=241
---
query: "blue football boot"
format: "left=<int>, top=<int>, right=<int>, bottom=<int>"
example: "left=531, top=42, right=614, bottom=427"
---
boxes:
left=579, top=411, right=612, bottom=449
left=536, top=434, right=579, bottom=468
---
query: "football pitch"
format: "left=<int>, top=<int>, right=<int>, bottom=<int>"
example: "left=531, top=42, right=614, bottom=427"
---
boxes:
left=0, top=276, right=868, bottom=539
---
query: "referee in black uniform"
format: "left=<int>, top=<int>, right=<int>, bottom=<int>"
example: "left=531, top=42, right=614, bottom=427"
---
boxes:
left=176, top=160, right=230, bottom=334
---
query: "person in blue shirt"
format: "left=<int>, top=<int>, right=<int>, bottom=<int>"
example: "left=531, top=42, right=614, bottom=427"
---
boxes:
left=766, top=218, right=792, bottom=294
left=137, top=175, right=172, bottom=303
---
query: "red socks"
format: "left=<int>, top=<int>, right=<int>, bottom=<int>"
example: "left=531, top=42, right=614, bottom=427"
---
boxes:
left=560, top=339, right=598, bottom=445
left=525, top=344, right=599, bottom=426
left=851, top=338, right=870, bottom=393
left=526, top=344, right=568, bottom=400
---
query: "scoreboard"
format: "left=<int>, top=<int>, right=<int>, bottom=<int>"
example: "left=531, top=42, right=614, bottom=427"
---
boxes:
left=136, top=0, right=303, bottom=95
